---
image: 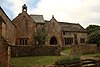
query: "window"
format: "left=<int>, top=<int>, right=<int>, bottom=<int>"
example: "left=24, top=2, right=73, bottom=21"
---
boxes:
left=16, top=38, right=28, bottom=45
left=63, top=32, right=71, bottom=35
left=66, top=32, right=71, bottom=35
left=74, top=34, right=78, bottom=44
left=25, top=19, right=28, bottom=32
left=50, top=37, right=57, bottom=45
left=80, top=38, right=85, bottom=43
left=64, top=38, right=73, bottom=45
left=63, top=32, right=65, bottom=35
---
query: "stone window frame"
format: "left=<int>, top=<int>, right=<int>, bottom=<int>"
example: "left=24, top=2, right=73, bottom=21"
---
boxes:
left=80, top=38, right=85, bottom=43
left=64, top=37, right=73, bottom=45
left=16, top=38, right=28, bottom=45
left=63, top=31, right=71, bottom=35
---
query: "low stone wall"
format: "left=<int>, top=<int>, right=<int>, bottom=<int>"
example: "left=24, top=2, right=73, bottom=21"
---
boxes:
left=71, top=44, right=97, bottom=55
left=11, top=45, right=60, bottom=57
left=97, top=46, right=100, bottom=53
left=0, top=36, right=10, bottom=67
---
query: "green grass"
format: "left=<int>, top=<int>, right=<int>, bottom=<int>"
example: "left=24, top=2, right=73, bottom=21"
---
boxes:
left=61, top=48, right=71, bottom=55
left=11, top=48, right=100, bottom=67
left=11, top=56, right=66, bottom=67
left=11, top=48, right=72, bottom=67
left=83, top=53, right=100, bottom=57
left=56, top=55, right=80, bottom=65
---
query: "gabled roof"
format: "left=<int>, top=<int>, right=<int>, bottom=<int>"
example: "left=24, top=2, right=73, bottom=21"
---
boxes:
left=0, top=6, right=11, bottom=22
left=58, top=22, right=86, bottom=32
left=30, top=15, right=45, bottom=23
left=0, top=16, right=6, bottom=24
left=0, top=6, right=16, bottom=27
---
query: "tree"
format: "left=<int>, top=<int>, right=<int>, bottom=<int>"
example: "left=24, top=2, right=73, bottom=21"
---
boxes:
left=86, top=25, right=100, bottom=35
left=87, top=30, right=100, bottom=45
left=33, top=26, right=47, bottom=47
left=86, top=25, right=100, bottom=46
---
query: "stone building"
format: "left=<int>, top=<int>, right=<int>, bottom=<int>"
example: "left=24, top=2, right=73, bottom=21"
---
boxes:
left=59, top=22, right=87, bottom=47
left=12, top=4, right=87, bottom=47
left=0, top=7, right=16, bottom=45
left=0, top=6, right=13, bottom=67
left=0, top=4, right=87, bottom=67
left=12, top=4, right=36, bottom=45
left=0, top=4, right=87, bottom=47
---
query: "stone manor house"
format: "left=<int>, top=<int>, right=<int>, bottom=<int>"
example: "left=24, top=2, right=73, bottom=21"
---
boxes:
left=0, top=4, right=87, bottom=47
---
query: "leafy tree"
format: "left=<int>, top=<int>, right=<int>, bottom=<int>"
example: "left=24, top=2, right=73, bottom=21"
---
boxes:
left=33, top=26, right=47, bottom=47
left=86, top=25, right=100, bottom=46
left=87, top=30, right=100, bottom=46
left=86, top=25, right=100, bottom=35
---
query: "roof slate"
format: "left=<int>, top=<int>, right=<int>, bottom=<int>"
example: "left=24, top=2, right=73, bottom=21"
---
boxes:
left=58, top=22, right=86, bottom=32
left=30, top=15, right=45, bottom=23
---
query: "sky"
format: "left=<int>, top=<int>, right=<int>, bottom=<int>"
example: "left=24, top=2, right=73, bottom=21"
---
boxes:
left=0, top=0, right=100, bottom=28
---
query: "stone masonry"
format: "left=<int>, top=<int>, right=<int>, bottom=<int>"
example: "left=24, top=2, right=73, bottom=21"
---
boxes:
left=11, top=4, right=87, bottom=47
left=0, top=4, right=88, bottom=66
left=0, top=36, right=10, bottom=67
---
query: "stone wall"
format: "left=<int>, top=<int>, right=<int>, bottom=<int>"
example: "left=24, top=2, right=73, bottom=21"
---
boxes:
left=0, top=36, right=10, bottom=67
left=62, top=32, right=87, bottom=46
left=11, top=45, right=60, bottom=57
left=97, top=46, right=100, bottom=53
left=44, top=17, right=63, bottom=47
left=12, top=11, right=36, bottom=45
left=0, top=7, right=16, bottom=45
left=71, top=44, right=97, bottom=55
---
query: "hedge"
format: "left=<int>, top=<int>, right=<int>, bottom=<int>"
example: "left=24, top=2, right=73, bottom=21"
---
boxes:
left=11, top=45, right=60, bottom=57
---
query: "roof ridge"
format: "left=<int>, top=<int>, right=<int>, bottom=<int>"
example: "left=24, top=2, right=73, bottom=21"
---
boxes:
left=30, top=14, right=43, bottom=16
left=58, top=22, right=79, bottom=25
left=0, top=6, right=16, bottom=28
left=30, top=14, right=45, bottom=23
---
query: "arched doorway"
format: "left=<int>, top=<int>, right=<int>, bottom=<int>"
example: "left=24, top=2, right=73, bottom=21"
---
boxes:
left=50, top=37, right=57, bottom=45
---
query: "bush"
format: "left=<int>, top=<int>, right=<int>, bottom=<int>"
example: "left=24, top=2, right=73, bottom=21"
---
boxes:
left=11, top=45, right=60, bottom=57
left=55, top=55, right=80, bottom=65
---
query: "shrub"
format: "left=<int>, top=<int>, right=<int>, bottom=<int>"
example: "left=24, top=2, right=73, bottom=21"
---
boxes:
left=55, top=55, right=80, bottom=65
left=32, top=26, right=47, bottom=47
left=11, top=45, right=60, bottom=57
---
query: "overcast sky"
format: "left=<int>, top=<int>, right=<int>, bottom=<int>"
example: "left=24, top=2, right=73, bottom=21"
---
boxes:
left=0, top=0, right=100, bottom=28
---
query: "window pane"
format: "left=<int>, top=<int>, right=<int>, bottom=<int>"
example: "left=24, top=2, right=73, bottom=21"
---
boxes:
left=20, top=39, right=22, bottom=45
left=63, top=32, right=65, bottom=35
left=64, top=38, right=73, bottom=45
left=16, top=38, right=28, bottom=45
left=80, top=38, right=85, bottom=43
left=25, top=39, right=27, bottom=45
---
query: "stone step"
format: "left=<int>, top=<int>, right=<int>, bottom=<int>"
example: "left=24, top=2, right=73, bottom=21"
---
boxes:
left=82, top=61, right=96, bottom=64
left=81, top=60, right=97, bottom=67
left=81, top=64, right=96, bottom=67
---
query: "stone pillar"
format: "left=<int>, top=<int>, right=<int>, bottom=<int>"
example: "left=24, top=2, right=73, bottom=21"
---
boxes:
left=8, top=46, right=11, bottom=67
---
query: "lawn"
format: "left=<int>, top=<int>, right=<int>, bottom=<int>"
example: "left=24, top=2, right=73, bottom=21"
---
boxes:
left=11, top=48, right=100, bottom=67
left=83, top=53, right=100, bottom=57
left=61, top=48, right=71, bottom=55
left=11, top=56, right=66, bottom=67
left=11, top=48, right=71, bottom=67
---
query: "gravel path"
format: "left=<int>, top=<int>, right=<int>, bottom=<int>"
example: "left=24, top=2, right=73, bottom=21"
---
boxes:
left=60, top=52, right=69, bottom=56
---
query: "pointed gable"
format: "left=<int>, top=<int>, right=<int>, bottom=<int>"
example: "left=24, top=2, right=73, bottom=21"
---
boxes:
left=45, top=15, right=62, bottom=33
left=0, top=6, right=16, bottom=45
left=44, top=15, right=62, bottom=46
left=12, top=11, right=36, bottom=37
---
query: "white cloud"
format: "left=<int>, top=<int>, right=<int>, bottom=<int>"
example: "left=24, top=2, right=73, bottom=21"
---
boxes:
left=3, top=0, right=100, bottom=28
left=7, top=0, right=28, bottom=16
left=29, top=0, right=100, bottom=28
